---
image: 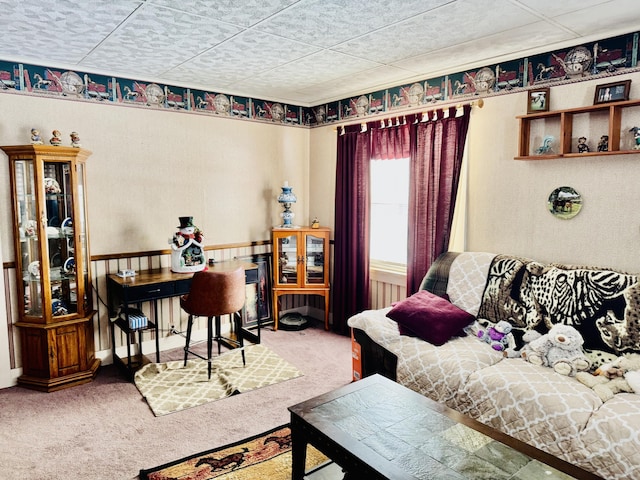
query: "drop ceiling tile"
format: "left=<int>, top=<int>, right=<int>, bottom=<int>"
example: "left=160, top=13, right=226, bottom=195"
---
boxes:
left=516, top=0, right=613, bottom=18
left=253, top=50, right=382, bottom=86
left=254, top=0, right=454, bottom=48
left=148, top=0, right=298, bottom=27
left=82, top=3, right=243, bottom=73
left=334, top=0, right=542, bottom=63
left=0, top=0, right=140, bottom=63
left=293, top=65, right=418, bottom=104
left=165, top=30, right=322, bottom=86
left=550, top=0, right=640, bottom=37
left=393, top=21, right=575, bottom=76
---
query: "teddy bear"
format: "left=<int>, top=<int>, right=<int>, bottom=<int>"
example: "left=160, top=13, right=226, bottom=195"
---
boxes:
left=576, top=354, right=640, bottom=402
left=477, top=320, right=515, bottom=352
left=522, top=324, right=590, bottom=376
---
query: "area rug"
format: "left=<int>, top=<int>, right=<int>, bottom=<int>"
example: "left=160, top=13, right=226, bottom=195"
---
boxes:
left=134, top=344, right=302, bottom=416
left=139, top=425, right=329, bottom=480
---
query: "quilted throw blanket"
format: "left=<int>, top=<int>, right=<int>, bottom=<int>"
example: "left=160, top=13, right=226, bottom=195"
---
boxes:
left=477, top=255, right=640, bottom=356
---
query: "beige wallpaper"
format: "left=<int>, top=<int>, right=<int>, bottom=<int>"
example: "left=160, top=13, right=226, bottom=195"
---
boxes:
left=0, top=94, right=311, bottom=260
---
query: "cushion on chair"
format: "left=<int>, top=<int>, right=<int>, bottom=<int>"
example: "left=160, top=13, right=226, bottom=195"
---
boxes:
left=180, top=267, right=246, bottom=317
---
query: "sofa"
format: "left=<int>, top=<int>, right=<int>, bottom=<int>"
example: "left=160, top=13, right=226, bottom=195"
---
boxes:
left=348, top=251, right=640, bottom=480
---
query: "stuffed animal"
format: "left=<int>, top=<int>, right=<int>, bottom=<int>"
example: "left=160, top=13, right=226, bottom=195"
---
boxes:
left=576, top=354, right=640, bottom=402
left=522, top=324, right=590, bottom=376
left=504, top=330, right=542, bottom=358
left=478, top=320, right=514, bottom=352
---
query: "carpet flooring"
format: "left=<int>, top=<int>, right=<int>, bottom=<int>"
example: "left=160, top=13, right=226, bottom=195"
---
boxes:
left=135, top=344, right=302, bottom=416
left=139, top=424, right=328, bottom=480
left=0, top=322, right=353, bottom=480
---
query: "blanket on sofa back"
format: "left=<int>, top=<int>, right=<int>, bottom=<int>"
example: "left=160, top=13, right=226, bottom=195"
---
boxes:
left=476, top=255, right=640, bottom=358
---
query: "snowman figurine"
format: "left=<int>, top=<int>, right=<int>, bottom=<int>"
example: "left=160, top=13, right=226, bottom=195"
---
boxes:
left=170, top=216, right=206, bottom=273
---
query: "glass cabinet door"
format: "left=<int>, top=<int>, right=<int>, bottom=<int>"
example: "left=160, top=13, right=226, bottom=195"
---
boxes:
left=14, top=159, right=42, bottom=317
left=277, top=234, right=298, bottom=284
left=305, top=234, right=325, bottom=285
left=13, top=156, right=83, bottom=320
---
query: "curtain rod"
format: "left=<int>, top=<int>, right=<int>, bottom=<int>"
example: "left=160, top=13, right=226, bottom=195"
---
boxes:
left=331, top=98, right=483, bottom=132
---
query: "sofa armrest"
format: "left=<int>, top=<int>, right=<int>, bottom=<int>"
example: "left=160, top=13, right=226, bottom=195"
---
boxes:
left=352, top=328, right=398, bottom=381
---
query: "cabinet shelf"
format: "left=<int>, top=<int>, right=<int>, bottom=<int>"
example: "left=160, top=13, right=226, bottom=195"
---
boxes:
left=516, top=98, right=640, bottom=160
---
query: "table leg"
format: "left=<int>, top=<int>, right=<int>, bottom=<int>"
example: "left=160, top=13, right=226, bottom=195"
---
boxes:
left=153, top=299, right=160, bottom=362
left=290, top=417, right=308, bottom=480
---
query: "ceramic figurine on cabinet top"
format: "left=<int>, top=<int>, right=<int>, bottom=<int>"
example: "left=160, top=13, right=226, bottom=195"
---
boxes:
left=30, top=128, right=43, bottom=145
left=70, top=131, right=81, bottom=148
left=170, top=216, right=206, bottom=273
left=311, top=217, right=320, bottom=229
left=50, top=130, right=62, bottom=146
left=577, top=136, right=590, bottom=153
left=597, top=135, right=609, bottom=152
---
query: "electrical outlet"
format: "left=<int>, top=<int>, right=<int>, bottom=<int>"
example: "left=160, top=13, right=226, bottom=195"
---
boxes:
left=169, top=325, right=178, bottom=335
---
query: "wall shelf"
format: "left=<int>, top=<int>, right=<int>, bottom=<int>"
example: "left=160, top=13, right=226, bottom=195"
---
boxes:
left=515, top=98, right=640, bottom=160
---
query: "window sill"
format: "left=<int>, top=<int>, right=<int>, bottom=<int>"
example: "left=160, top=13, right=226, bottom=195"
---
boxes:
left=370, top=265, right=406, bottom=286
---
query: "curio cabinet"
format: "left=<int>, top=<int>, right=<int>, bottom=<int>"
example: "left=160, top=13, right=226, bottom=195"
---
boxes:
left=2, top=145, right=100, bottom=391
left=272, top=226, right=330, bottom=331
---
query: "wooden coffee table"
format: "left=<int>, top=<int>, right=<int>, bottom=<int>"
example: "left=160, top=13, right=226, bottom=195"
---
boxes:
left=289, top=374, right=603, bottom=480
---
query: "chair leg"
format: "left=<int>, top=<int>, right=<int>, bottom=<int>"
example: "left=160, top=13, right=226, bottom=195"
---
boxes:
left=215, top=316, right=222, bottom=356
left=184, top=314, right=194, bottom=366
left=235, top=312, right=246, bottom=367
left=207, top=316, right=213, bottom=380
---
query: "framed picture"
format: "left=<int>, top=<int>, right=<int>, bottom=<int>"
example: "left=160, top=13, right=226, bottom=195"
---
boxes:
left=527, top=87, right=550, bottom=113
left=594, top=80, right=631, bottom=104
left=235, top=253, right=272, bottom=327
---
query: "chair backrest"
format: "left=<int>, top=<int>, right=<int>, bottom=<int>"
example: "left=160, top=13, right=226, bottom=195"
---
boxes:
left=181, top=267, right=246, bottom=317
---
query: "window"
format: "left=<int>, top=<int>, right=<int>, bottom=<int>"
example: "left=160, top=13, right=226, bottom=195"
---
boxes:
left=369, top=157, right=409, bottom=269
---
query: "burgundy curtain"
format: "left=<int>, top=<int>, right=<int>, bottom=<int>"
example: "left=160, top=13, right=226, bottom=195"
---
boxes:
left=407, top=105, right=471, bottom=294
left=332, top=124, right=371, bottom=334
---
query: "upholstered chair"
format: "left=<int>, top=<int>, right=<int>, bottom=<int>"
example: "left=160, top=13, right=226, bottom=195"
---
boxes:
left=181, top=267, right=246, bottom=379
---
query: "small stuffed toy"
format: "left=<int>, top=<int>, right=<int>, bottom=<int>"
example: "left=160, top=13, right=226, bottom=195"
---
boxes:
left=478, top=320, right=514, bottom=352
left=504, top=330, right=542, bottom=358
left=522, top=324, right=590, bottom=376
left=576, top=354, right=640, bottom=402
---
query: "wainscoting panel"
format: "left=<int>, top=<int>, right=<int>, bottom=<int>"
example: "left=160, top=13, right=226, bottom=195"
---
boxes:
left=1, top=241, right=410, bottom=384
left=370, top=269, right=407, bottom=310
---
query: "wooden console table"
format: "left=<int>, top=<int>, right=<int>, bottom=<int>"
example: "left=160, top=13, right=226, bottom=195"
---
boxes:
left=106, top=260, right=258, bottom=378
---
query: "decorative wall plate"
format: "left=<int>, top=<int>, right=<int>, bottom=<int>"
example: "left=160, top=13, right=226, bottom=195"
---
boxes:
left=548, top=186, right=582, bottom=219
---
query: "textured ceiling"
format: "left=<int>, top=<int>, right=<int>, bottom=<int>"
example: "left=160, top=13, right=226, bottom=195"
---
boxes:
left=0, top=0, right=637, bottom=106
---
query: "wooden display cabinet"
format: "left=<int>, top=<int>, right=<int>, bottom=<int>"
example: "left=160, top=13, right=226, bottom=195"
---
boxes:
left=272, top=227, right=330, bottom=331
left=516, top=98, right=640, bottom=160
left=2, top=145, right=100, bottom=391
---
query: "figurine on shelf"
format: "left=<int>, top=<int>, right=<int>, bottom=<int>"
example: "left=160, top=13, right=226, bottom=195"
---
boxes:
left=311, top=217, right=320, bottom=229
left=70, top=131, right=81, bottom=148
left=49, top=130, right=62, bottom=146
left=597, top=135, right=609, bottom=152
left=170, top=216, right=206, bottom=273
left=630, top=127, right=640, bottom=150
left=30, top=128, right=43, bottom=145
left=577, top=136, right=590, bottom=153
left=536, top=135, right=553, bottom=155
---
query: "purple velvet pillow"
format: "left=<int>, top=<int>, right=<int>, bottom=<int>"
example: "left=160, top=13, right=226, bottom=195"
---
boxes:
left=386, top=290, right=474, bottom=346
